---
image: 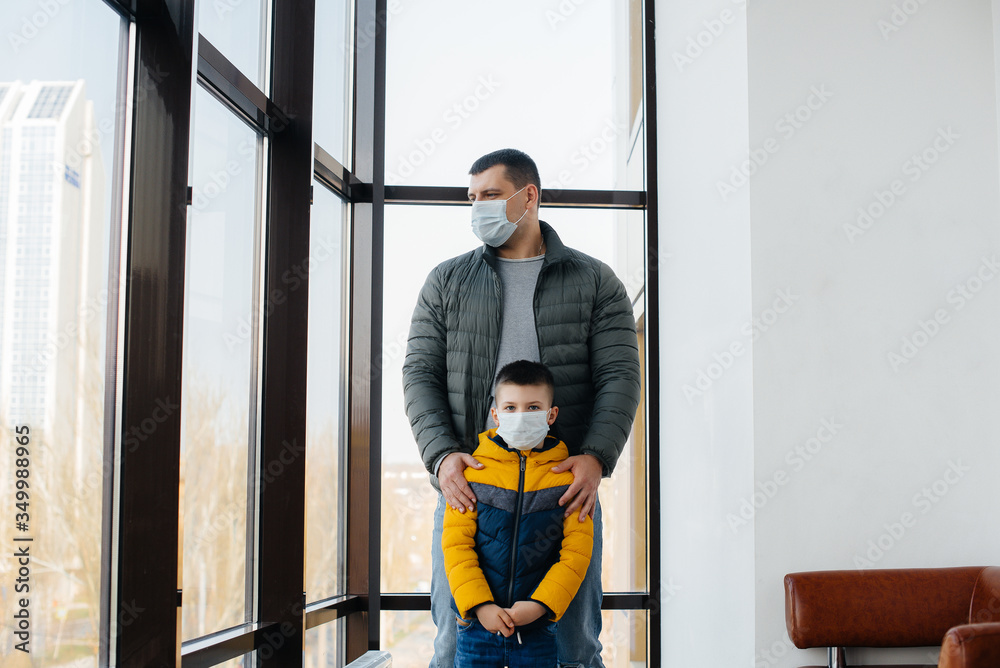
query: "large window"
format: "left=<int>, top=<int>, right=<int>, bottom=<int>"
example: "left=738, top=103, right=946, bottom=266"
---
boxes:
left=383, top=1, right=643, bottom=191
left=313, top=0, right=353, bottom=167
left=0, top=0, right=657, bottom=665
left=197, top=0, right=267, bottom=88
left=304, top=180, right=349, bottom=603
left=379, top=1, right=654, bottom=665
left=179, top=85, right=263, bottom=640
left=0, top=1, right=126, bottom=664
left=379, top=206, right=649, bottom=665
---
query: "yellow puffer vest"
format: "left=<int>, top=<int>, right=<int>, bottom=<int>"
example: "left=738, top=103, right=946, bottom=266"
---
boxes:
left=442, top=429, right=594, bottom=626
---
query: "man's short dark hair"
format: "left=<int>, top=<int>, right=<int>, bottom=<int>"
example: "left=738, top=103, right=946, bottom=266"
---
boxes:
left=495, top=359, right=554, bottom=395
left=469, top=148, right=541, bottom=191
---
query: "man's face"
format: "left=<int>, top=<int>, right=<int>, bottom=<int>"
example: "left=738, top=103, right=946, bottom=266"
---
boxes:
left=468, top=164, right=533, bottom=229
left=467, top=164, right=518, bottom=203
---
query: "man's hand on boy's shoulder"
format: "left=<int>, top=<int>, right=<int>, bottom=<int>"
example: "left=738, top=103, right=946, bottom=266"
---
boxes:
left=440, top=452, right=484, bottom=513
left=473, top=603, right=515, bottom=637
left=551, top=453, right=602, bottom=522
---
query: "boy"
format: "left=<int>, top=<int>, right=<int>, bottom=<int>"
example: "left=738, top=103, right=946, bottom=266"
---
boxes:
left=442, top=360, right=595, bottom=668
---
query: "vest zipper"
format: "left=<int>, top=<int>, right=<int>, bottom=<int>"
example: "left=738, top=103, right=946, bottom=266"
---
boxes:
left=506, top=452, right=527, bottom=607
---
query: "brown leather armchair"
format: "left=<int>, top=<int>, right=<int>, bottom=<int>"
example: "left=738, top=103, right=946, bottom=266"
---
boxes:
left=784, top=566, right=1000, bottom=668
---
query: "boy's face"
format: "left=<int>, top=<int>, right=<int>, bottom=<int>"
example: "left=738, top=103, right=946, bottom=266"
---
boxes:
left=491, top=382, right=559, bottom=428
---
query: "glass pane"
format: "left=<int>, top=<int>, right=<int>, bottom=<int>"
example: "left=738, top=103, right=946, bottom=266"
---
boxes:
left=313, top=0, right=352, bottom=166
left=0, top=2, right=124, bottom=664
left=305, top=619, right=345, bottom=668
left=380, top=206, right=469, bottom=595
left=180, top=86, right=260, bottom=640
left=380, top=610, right=434, bottom=668
left=545, top=209, right=648, bottom=593
left=305, top=181, right=347, bottom=602
left=197, top=0, right=265, bottom=88
left=384, top=0, right=644, bottom=189
left=381, top=206, right=647, bottom=593
left=601, top=610, right=648, bottom=668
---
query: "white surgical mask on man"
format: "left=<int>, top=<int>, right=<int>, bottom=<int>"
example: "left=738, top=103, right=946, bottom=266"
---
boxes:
left=495, top=409, right=551, bottom=451
left=470, top=186, right=527, bottom=247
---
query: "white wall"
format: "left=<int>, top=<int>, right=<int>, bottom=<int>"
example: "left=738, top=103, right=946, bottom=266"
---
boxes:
left=657, top=1, right=756, bottom=666
left=658, top=0, right=1000, bottom=666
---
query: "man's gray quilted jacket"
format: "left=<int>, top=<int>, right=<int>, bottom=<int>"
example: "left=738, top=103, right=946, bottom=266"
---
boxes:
left=403, top=221, right=641, bottom=488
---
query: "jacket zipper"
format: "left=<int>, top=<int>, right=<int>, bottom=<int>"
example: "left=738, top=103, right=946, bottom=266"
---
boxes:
left=532, top=263, right=546, bottom=366
left=485, top=269, right=503, bottom=425
left=506, top=452, right=527, bottom=607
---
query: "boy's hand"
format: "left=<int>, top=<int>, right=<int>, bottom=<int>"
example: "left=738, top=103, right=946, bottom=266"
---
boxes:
left=504, top=600, right=546, bottom=627
left=474, top=603, right=515, bottom=637
left=552, top=454, right=602, bottom=521
left=440, top=452, right=484, bottom=513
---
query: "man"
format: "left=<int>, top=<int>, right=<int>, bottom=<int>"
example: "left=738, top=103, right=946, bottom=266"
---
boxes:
left=403, top=148, right=640, bottom=667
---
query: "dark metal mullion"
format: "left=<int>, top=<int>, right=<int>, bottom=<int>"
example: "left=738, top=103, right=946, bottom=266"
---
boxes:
left=100, top=0, right=137, bottom=17
left=195, top=71, right=264, bottom=136
left=254, top=0, right=315, bottom=665
left=315, top=143, right=354, bottom=201
left=377, top=594, right=431, bottom=611
left=304, top=595, right=366, bottom=629
left=313, top=169, right=350, bottom=202
left=366, top=0, right=387, bottom=654
left=643, top=0, right=661, bottom=664
left=377, top=594, right=650, bottom=611
left=197, top=34, right=269, bottom=132
left=110, top=0, right=195, bottom=665
left=181, top=622, right=279, bottom=668
left=337, top=202, right=352, bottom=606
left=314, top=179, right=645, bottom=210
left=346, top=0, right=385, bottom=661
left=380, top=185, right=645, bottom=209
left=178, top=594, right=362, bottom=664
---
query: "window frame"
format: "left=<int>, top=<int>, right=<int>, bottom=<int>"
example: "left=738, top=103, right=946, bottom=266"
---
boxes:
left=99, top=0, right=660, bottom=664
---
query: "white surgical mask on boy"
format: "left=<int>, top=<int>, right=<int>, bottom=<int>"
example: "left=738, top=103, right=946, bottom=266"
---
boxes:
left=496, top=409, right=551, bottom=451
left=470, top=186, right=527, bottom=247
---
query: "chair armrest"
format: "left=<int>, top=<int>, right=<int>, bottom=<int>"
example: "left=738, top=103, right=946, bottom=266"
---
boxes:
left=939, top=623, right=1000, bottom=668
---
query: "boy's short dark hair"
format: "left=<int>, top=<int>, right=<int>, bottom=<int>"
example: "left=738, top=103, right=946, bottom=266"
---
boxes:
left=469, top=148, right=541, bottom=192
left=494, top=359, right=555, bottom=394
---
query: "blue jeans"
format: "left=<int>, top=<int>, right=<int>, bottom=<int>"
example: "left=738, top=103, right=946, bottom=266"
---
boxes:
left=430, top=493, right=605, bottom=668
left=455, top=617, right=558, bottom=668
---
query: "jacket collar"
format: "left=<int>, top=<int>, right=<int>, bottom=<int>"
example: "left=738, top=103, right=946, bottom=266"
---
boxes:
left=478, top=428, right=565, bottom=462
left=480, top=220, right=568, bottom=269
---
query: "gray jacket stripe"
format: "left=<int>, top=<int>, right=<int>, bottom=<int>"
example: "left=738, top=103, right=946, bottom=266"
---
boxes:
left=521, top=485, right=570, bottom=515
left=469, top=481, right=517, bottom=511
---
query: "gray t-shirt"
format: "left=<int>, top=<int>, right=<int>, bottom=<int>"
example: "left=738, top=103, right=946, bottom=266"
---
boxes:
left=433, top=253, right=545, bottom=475
left=484, top=255, right=544, bottom=431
